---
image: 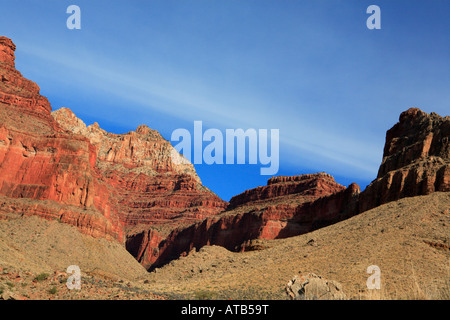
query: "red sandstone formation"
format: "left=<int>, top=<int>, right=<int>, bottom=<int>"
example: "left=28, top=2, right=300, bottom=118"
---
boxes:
left=150, top=108, right=449, bottom=269
left=150, top=174, right=360, bottom=270
left=1, top=36, right=448, bottom=272
left=51, top=107, right=227, bottom=264
left=359, top=108, right=450, bottom=212
left=228, top=173, right=347, bottom=209
left=0, top=195, right=118, bottom=240
left=0, top=37, right=52, bottom=118
left=0, top=36, right=122, bottom=240
left=0, top=36, right=226, bottom=257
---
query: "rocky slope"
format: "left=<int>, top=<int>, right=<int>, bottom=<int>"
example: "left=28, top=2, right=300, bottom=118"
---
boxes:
left=0, top=214, right=170, bottom=300
left=0, top=214, right=147, bottom=281
left=146, top=192, right=450, bottom=300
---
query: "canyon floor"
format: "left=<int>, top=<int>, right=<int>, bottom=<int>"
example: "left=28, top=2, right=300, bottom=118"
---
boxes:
left=1, top=191, right=449, bottom=300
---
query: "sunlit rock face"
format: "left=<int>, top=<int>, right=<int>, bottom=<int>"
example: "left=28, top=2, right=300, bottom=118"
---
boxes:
left=0, top=36, right=227, bottom=262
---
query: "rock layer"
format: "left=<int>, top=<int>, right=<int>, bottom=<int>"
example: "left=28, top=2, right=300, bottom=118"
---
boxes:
left=148, top=108, right=449, bottom=270
left=149, top=174, right=360, bottom=270
left=0, top=36, right=448, bottom=273
left=228, top=173, right=345, bottom=209
left=359, top=108, right=450, bottom=212
left=51, top=107, right=227, bottom=265
left=0, top=37, right=121, bottom=240
left=0, top=37, right=226, bottom=256
left=0, top=37, right=52, bottom=118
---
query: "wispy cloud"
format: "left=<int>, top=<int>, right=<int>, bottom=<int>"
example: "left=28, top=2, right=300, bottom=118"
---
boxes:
left=19, top=41, right=382, bottom=179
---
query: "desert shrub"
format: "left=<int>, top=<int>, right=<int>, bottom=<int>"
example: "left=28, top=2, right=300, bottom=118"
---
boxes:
left=194, top=290, right=215, bottom=300
left=34, top=273, right=49, bottom=282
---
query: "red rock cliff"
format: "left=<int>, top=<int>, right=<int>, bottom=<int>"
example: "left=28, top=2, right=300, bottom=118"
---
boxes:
left=51, top=107, right=227, bottom=264
left=0, top=37, right=227, bottom=254
left=1, top=36, right=448, bottom=272
left=150, top=173, right=360, bottom=270
left=147, top=108, right=449, bottom=270
left=0, top=36, right=123, bottom=240
left=359, top=108, right=449, bottom=212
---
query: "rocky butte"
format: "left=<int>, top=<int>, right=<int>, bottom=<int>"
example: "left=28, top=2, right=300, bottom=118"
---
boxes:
left=359, top=107, right=449, bottom=212
left=0, top=36, right=448, bottom=271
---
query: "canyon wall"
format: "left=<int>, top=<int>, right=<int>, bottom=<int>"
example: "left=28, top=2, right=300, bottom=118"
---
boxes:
left=149, top=174, right=361, bottom=270
left=1, top=36, right=448, bottom=271
left=148, top=108, right=449, bottom=269
left=0, top=36, right=226, bottom=251
left=359, top=108, right=449, bottom=212
left=0, top=36, right=122, bottom=240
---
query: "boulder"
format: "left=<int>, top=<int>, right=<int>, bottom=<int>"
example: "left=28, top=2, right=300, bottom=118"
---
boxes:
left=285, top=273, right=347, bottom=300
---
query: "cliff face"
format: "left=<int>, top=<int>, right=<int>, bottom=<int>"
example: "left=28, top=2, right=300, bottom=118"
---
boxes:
left=51, top=107, right=227, bottom=265
left=149, top=108, right=449, bottom=270
left=0, top=36, right=122, bottom=240
left=359, top=108, right=450, bottom=212
left=228, top=173, right=347, bottom=209
left=52, top=107, right=226, bottom=227
left=1, top=36, right=448, bottom=272
left=0, top=37, right=226, bottom=255
left=150, top=174, right=361, bottom=270
left=52, top=107, right=199, bottom=179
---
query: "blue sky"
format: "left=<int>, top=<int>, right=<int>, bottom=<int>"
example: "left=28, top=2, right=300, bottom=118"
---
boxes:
left=1, top=0, right=449, bottom=201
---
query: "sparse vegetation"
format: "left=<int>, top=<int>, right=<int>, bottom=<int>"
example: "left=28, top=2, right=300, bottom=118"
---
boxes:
left=438, top=279, right=450, bottom=300
left=194, top=290, right=215, bottom=300
left=34, top=273, right=49, bottom=282
left=48, top=286, right=57, bottom=295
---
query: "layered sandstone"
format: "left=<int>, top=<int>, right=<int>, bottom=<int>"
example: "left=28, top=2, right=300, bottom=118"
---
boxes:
left=52, top=108, right=226, bottom=228
left=0, top=37, right=226, bottom=255
left=147, top=109, right=449, bottom=270
left=0, top=37, right=124, bottom=241
left=1, top=36, right=449, bottom=275
left=0, top=195, right=118, bottom=241
left=52, top=107, right=199, bottom=179
left=229, top=173, right=344, bottom=208
left=51, top=107, right=227, bottom=265
left=0, top=37, right=52, bottom=118
left=359, top=108, right=449, bottom=212
left=150, top=174, right=360, bottom=270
